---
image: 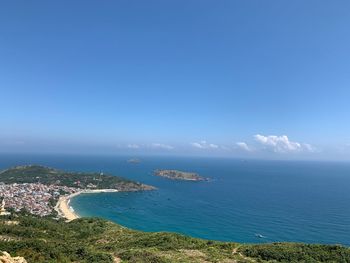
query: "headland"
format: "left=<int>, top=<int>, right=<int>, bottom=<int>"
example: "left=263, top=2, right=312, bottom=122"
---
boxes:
left=0, top=165, right=155, bottom=220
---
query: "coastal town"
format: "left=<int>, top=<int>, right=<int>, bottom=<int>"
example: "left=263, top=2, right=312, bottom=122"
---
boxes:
left=0, top=182, right=78, bottom=217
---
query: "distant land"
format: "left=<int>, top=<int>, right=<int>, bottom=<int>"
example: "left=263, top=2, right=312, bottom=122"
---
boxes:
left=127, top=158, right=141, bottom=164
left=154, top=169, right=206, bottom=181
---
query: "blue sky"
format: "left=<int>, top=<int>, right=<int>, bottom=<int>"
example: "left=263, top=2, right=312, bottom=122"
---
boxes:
left=1, top=1, right=350, bottom=159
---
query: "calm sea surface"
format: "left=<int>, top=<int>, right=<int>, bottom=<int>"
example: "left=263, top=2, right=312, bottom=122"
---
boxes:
left=1, top=154, right=350, bottom=245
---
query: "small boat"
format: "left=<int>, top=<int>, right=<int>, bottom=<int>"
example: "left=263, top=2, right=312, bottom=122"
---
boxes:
left=255, top=233, right=264, bottom=238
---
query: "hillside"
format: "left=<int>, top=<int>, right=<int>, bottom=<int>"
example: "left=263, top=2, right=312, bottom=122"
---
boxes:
left=0, top=165, right=155, bottom=191
left=0, top=214, right=349, bottom=263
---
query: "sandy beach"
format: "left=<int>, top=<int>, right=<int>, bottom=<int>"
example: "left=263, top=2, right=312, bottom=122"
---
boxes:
left=55, top=189, right=119, bottom=221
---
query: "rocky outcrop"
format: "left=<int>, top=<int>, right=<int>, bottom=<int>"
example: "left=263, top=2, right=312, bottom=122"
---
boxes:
left=0, top=252, right=27, bottom=263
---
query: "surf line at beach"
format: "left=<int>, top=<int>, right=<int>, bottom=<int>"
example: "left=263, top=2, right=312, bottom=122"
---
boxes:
left=55, top=189, right=119, bottom=221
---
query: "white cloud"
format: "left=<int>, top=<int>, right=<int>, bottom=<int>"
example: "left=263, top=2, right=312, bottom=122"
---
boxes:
left=236, top=142, right=251, bottom=152
left=191, top=142, right=205, bottom=149
left=303, top=143, right=315, bottom=152
left=127, top=144, right=140, bottom=149
left=220, top=145, right=231, bottom=151
left=150, top=143, right=174, bottom=150
left=127, top=143, right=174, bottom=150
left=190, top=141, right=219, bottom=149
left=254, top=134, right=313, bottom=153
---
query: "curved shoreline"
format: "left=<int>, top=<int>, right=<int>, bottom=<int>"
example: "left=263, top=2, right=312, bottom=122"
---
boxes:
left=55, top=189, right=119, bottom=221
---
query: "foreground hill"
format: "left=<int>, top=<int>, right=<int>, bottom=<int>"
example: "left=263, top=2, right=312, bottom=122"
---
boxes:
left=0, top=214, right=349, bottom=263
left=0, top=165, right=155, bottom=191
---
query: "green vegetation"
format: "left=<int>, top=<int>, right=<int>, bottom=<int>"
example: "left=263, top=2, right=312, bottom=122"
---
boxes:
left=239, top=243, right=350, bottom=263
left=0, top=165, right=155, bottom=191
left=0, top=214, right=349, bottom=263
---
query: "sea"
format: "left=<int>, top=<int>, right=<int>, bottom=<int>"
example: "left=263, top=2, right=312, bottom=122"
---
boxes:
left=1, top=153, right=350, bottom=245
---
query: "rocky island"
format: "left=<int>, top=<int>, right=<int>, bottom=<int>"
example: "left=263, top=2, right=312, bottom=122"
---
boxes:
left=154, top=169, right=206, bottom=181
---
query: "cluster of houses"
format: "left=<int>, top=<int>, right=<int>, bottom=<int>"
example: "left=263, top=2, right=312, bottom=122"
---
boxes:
left=0, top=182, right=77, bottom=216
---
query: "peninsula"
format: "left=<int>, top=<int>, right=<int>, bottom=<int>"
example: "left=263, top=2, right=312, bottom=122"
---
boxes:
left=154, top=169, right=205, bottom=181
left=0, top=165, right=154, bottom=191
left=0, top=165, right=155, bottom=219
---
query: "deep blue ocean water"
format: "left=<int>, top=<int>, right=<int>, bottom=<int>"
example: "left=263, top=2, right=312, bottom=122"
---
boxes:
left=1, top=154, right=350, bottom=245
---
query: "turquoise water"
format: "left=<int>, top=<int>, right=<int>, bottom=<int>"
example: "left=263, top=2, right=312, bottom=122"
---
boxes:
left=1, top=154, right=350, bottom=245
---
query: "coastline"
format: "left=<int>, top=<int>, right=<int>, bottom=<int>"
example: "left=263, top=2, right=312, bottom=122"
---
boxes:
left=55, top=189, right=119, bottom=221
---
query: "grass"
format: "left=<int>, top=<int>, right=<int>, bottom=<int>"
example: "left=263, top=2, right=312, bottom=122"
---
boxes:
left=1, top=214, right=349, bottom=262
